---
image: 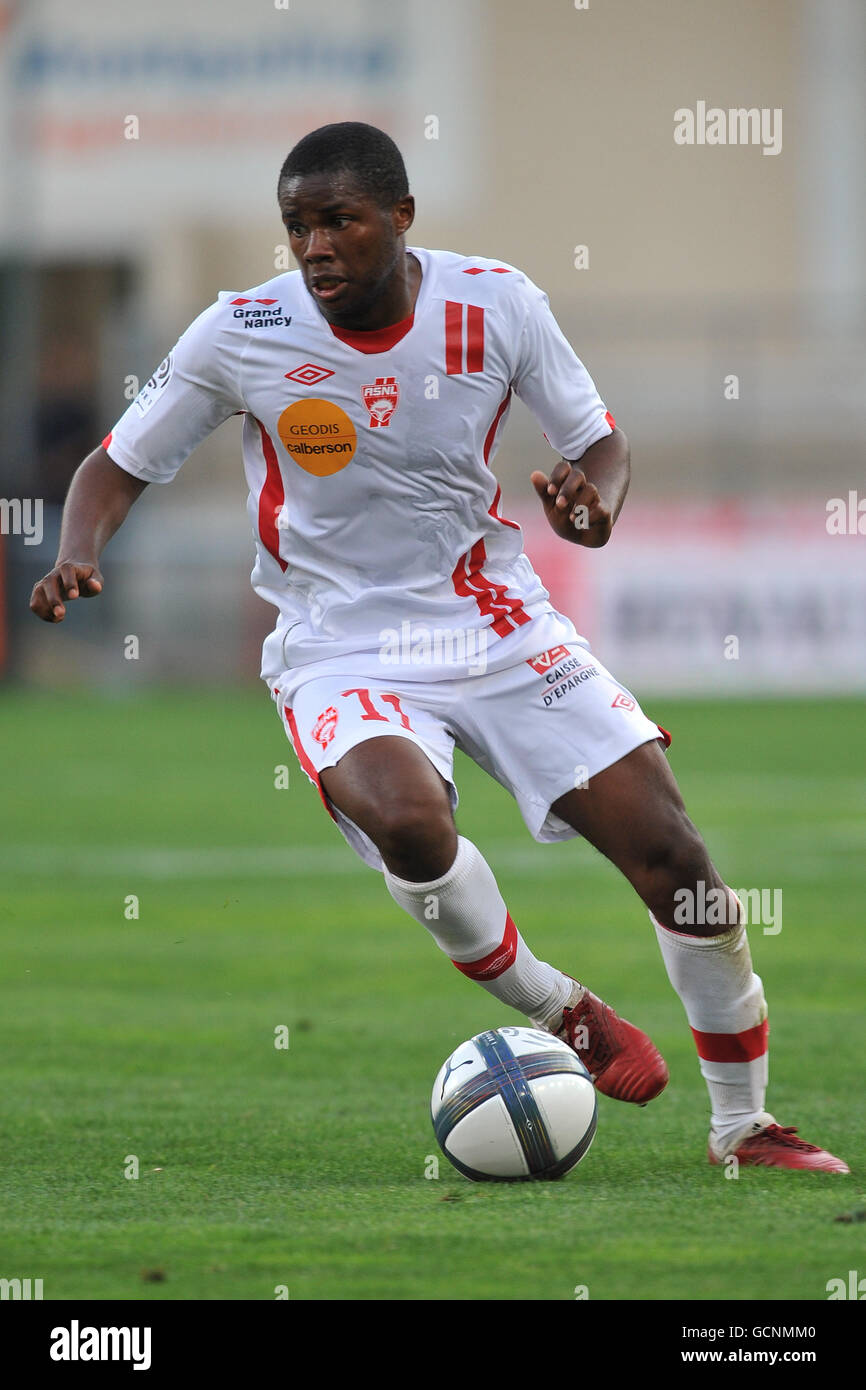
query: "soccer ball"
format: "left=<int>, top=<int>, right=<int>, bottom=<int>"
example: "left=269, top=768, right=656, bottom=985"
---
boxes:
left=431, top=1025, right=597, bottom=1182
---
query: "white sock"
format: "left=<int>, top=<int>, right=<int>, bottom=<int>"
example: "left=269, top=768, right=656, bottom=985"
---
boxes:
left=384, top=836, right=572, bottom=1022
left=652, top=895, right=769, bottom=1148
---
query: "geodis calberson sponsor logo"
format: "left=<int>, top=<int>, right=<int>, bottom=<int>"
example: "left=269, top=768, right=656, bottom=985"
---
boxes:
left=277, top=398, right=357, bottom=477
left=230, top=297, right=292, bottom=329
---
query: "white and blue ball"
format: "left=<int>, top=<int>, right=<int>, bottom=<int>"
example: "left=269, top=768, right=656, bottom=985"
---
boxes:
left=431, top=1026, right=597, bottom=1182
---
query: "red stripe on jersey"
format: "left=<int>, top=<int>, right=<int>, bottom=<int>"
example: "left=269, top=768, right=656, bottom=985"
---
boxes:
left=657, top=724, right=672, bottom=749
left=255, top=418, right=288, bottom=573
left=444, top=300, right=463, bottom=374
left=465, top=304, right=484, bottom=373
left=691, top=1018, right=769, bottom=1064
left=482, top=392, right=511, bottom=465
left=284, top=706, right=337, bottom=823
left=101, top=432, right=113, bottom=450
left=463, top=539, right=531, bottom=636
left=483, top=391, right=521, bottom=532
left=453, top=538, right=531, bottom=638
left=604, top=410, right=616, bottom=430
left=488, top=482, right=521, bottom=532
left=452, top=912, right=518, bottom=981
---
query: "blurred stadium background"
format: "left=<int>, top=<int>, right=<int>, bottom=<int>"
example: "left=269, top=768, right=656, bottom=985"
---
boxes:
left=2, top=0, right=864, bottom=695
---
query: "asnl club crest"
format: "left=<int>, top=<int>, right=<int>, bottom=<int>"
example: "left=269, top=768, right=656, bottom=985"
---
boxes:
left=361, top=376, right=399, bottom=427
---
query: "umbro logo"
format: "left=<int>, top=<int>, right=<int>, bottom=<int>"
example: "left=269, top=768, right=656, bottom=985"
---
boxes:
left=285, top=363, right=335, bottom=385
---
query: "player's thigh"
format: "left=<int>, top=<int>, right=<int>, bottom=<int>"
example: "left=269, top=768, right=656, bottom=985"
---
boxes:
left=320, top=734, right=455, bottom=846
left=551, top=738, right=707, bottom=873
left=281, top=675, right=457, bottom=866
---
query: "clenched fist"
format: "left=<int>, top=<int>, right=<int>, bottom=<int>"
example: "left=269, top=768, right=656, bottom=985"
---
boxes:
left=530, top=459, right=614, bottom=547
left=30, top=561, right=104, bottom=623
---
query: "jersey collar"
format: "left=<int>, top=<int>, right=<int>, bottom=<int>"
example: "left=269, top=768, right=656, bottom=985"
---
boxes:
left=328, top=312, right=414, bottom=354
left=319, top=248, right=430, bottom=355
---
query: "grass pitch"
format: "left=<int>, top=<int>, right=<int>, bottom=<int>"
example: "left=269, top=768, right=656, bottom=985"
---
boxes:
left=0, top=690, right=863, bottom=1301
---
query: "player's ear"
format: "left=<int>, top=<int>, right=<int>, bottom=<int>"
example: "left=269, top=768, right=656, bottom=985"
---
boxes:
left=392, top=194, right=415, bottom=235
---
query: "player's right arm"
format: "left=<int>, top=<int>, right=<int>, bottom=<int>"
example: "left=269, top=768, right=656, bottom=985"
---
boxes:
left=30, top=293, right=244, bottom=623
left=30, top=448, right=148, bottom=622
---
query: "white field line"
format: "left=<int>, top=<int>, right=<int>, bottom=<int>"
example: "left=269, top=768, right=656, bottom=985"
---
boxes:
left=3, top=768, right=863, bottom=880
left=0, top=841, right=608, bottom=879
left=676, top=773, right=866, bottom=801
left=0, top=824, right=862, bottom=880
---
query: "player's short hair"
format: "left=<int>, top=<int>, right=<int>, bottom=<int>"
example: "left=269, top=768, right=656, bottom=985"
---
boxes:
left=277, top=122, right=409, bottom=210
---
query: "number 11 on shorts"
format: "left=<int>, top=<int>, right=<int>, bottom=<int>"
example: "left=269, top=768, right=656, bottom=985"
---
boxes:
left=340, top=687, right=414, bottom=731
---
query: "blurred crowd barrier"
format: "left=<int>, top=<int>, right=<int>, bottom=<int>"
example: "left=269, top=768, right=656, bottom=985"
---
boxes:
left=1, top=0, right=863, bottom=691
left=6, top=498, right=865, bottom=694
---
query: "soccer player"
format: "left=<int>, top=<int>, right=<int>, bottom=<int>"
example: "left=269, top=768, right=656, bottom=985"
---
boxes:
left=31, top=122, right=846, bottom=1173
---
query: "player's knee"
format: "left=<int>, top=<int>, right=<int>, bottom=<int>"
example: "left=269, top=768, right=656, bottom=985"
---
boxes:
left=369, top=795, right=456, bottom=878
left=639, top=811, right=734, bottom=934
left=642, top=810, right=712, bottom=897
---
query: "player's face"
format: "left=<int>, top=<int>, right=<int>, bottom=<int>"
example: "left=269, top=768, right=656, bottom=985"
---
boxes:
left=278, top=171, right=415, bottom=325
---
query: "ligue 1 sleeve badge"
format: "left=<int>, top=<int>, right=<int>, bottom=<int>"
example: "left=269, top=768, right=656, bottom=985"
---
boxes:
left=361, top=376, right=400, bottom=427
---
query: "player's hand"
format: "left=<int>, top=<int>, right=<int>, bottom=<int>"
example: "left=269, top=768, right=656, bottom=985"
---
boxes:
left=530, top=460, right=613, bottom=547
left=29, top=562, right=104, bottom=623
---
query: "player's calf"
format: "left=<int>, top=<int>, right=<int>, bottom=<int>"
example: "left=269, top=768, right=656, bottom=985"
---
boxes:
left=385, top=833, right=668, bottom=1106
left=384, top=835, right=574, bottom=1023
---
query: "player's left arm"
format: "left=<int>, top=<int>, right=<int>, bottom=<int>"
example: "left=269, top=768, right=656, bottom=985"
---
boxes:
left=530, top=425, right=630, bottom=548
left=511, top=276, right=629, bottom=547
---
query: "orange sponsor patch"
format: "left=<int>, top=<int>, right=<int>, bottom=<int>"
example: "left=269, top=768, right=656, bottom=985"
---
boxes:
left=277, top=398, right=357, bottom=476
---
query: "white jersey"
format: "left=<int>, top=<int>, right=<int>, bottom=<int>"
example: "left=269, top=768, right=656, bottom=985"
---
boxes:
left=104, top=247, right=614, bottom=690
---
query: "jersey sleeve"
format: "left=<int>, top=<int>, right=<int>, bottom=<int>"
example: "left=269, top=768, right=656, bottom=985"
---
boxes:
left=102, top=297, right=243, bottom=484
left=510, top=281, right=613, bottom=460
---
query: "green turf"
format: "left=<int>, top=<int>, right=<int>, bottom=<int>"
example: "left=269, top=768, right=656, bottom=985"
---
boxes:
left=1, top=690, right=863, bottom=1300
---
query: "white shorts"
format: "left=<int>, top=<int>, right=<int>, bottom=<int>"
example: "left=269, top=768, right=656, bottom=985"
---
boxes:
left=272, top=612, right=670, bottom=872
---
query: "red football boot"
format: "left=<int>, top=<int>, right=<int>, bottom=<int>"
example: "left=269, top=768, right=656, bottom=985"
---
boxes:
left=708, top=1115, right=850, bottom=1173
left=539, top=982, right=669, bottom=1105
